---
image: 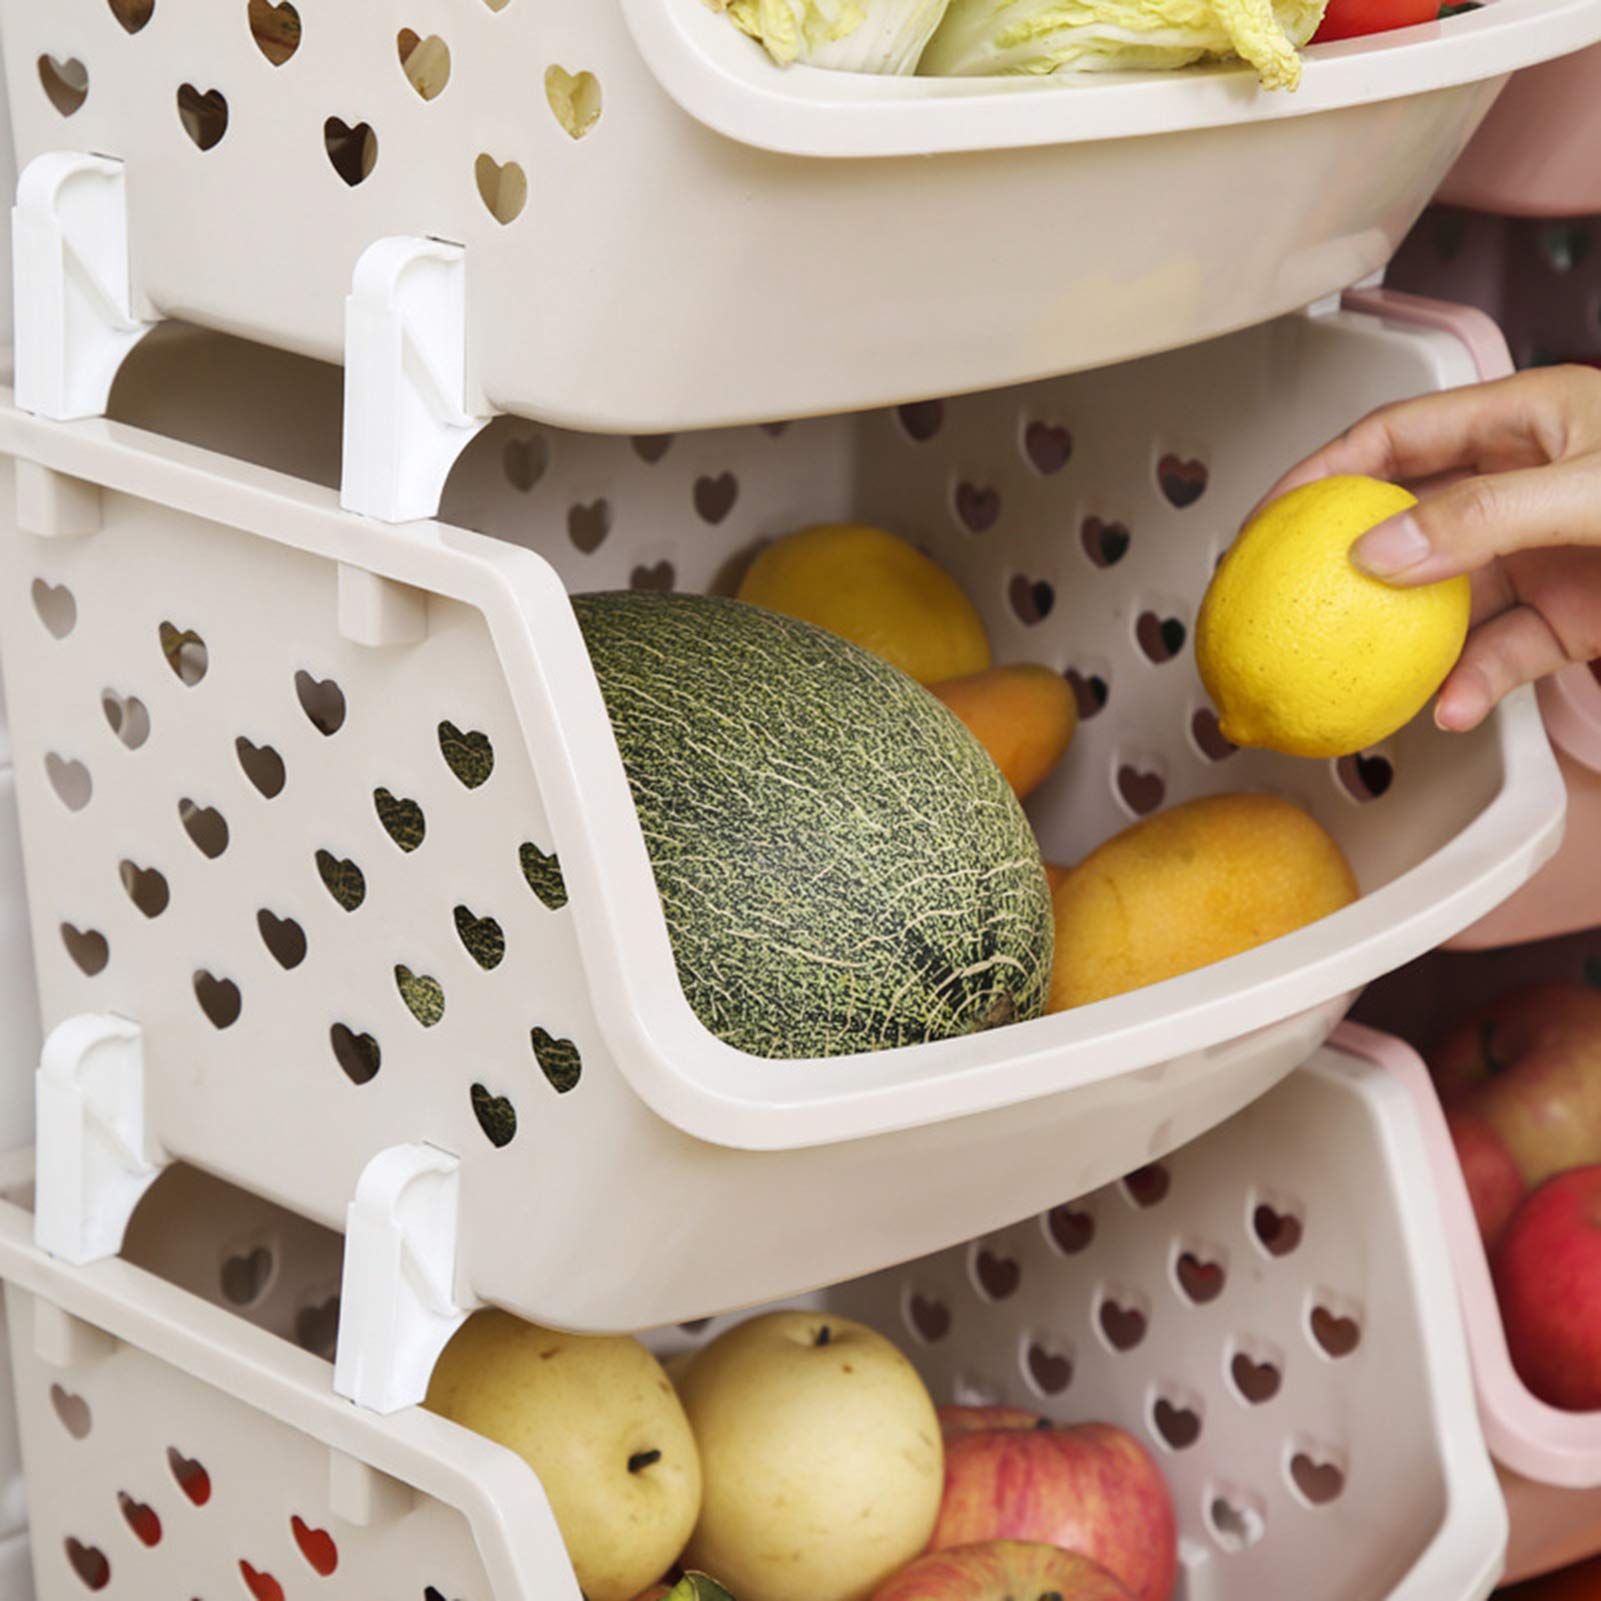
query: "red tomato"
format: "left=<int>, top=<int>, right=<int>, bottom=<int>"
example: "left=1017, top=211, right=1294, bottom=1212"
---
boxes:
left=1312, top=0, right=1438, bottom=42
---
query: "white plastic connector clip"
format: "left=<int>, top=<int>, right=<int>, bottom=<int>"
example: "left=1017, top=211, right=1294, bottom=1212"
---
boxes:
left=334, top=1142, right=474, bottom=1414
left=13, top=153, right=156, bottom=420
left=34, top=1014, right=161, bottom=1265
left=341, top=237, right=491, bottom=524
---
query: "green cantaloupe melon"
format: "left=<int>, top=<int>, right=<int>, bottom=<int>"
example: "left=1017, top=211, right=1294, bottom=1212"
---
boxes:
left=572, top=591, right=1053, bottom=1060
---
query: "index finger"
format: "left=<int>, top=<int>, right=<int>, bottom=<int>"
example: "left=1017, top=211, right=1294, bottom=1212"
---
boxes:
left=1250, top=367, right=1587, bottom=516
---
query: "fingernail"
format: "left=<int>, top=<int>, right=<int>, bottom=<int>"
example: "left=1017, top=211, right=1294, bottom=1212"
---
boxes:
left=1351, top=512, right=1430, bottom=578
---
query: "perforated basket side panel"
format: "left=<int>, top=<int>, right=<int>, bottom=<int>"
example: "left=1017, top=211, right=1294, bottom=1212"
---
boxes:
left=815, top=1062, right=1450, bottom=1601
left=0, top=478, right=623, bottom=1254
left=3, top=1280, right=491, bottom=1601
left=850, top=310, right=1501, bottom=880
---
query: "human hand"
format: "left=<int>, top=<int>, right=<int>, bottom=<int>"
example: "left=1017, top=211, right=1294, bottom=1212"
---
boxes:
left=1257, top=364, right=1601, bottom=732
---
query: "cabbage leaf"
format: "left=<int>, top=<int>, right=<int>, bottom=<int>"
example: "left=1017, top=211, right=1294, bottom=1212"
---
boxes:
left=709, top=0, right=955, bottom=72
left=919, top=0, right=1327, bottom=87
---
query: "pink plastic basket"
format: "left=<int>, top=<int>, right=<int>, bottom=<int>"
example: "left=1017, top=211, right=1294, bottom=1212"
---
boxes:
left=1438, top=43, right=1601, bottom=218
left=1339, top=1006, right=1601, bottom=1584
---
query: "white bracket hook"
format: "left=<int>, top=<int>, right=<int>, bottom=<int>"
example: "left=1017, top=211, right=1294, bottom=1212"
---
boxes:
left=333, top=1142, right=476, bottom=1414
left=341, top=236, right=492, bottom=524
left=14, top=153, right=157, bottom=420
left=34, top=1014, right=162, bottom=1265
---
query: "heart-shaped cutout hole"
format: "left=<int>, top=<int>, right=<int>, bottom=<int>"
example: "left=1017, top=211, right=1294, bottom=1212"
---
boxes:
left=1046, top=1205, right=1095, bottom=1255
left=119, top=1492, right=162, bottom=1547
left=325, top=118, right=378, bottom=186
left=177, top=84, right=229, bottom=151
left=194, top=970, right=242, bottom=1029
left=439, top=721, right=495, bottom=788
left=120, top=859, right=170, bottom=919
left=240, top=1560, right=285, bottom=1601
left=630, top=561, right=675, bottom=592
left=1158, top=453, right=1208, bottom=508
left=1191, top=707, right=1236, bottom=762
left=545, top=65, right=603, bottom=139
left=1230, top=1350, right=1281, bottom=1404
left=1117, top=763, right=1165, bottom=817
left=1063, top=669, right=1108, bottom=721
left=471, top=1083, right=517, bottom=1147
left=1310, top=1304, right=1361, bottom=1357
left=1136, top=611, right=1186, bottom=664
left=1125, top=1163, right=1170, bottom=1205
left=331, top=1023, right=381, bottom=1085
left=39, top=56, right=89, bottom=117
left=474, top=153, right=527, bottom=225
left=531, top=1026, right=582, bottom=1093
left=1290, top=1451, right=1345, bottom=1505
left=291, top=1515, right=338, bottom=1577
left=1081, top=517, right=1130, bottom=569
left=397, top=29, right=451, bottom=100
left=1098, top=1295, right=1147, bottom=1351
left=249, top=0, right=302, bottom=64
left=51, top=1384, right=91, bottom=1439
left=454, top=905, right=505, bottom=970
left=632, top=434, right=674, bottom=464
left=315, top=849, right=366, bottom=912
left=955, top=482, right=1001, bottom=534
left=32, top=578, right=76, bottom=637
left=160, top=621, right=208, bottom=685
left=1026, top=1341, right=1072, bottom=1395
left=1336, top=751, right=1393, bottom=802
left=1024, top=420, right=1073, bottom=476
left=167, top=1446, right=211, bottom=1505
left=520, top=842, right=569, bottom=910
left=503, top=433, right=549, bottom=491
left=396, top=965, right=445, bottom=1027
left=694, top=473, right=739, bottom=526
left=62, top=923, right=109, bottom=976
left=295, top=670, right=345, bottom=736
left=257, top=909, right=307, bottom=970
left=567, top=500, right=611, bottom=554
left=46, top=753, right=93, bottom=813
left=1175, top=1250, right=1225, bottom=1304
left=1208, top=1494, right=1264, bottom=1552
left=907, top=1292, right=950, bottom=1344
left=1007, top=574, right=1054, bottom=626
left=179, top=798, right=229, bottom=858
left=897, top=400, right=943, bottom=442
left=1253, top=1201, right=1303, bottom=1257
left=973, top=1247, right=1020, bottom=1301
left=295, top=1294, right=340, bottom=1358
left=65, top=1538, right=109, bottom=1591
left=237, top=737, right=286, bottom=799
left=103, top=691, right=152, bottom=751
left=221, top=1244, right=273, bottom=1305
left=1152, top=1398, right=1201, bottom=1450
left=374, top=788, right=426, bottom=852
left=110, top=0, right=156, bottom=33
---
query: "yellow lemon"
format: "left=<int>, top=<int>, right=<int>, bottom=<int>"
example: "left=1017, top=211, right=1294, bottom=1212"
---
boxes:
left=1196, top=476, right=1471, bottom=759
left=737, top=523, right=989, bottom=684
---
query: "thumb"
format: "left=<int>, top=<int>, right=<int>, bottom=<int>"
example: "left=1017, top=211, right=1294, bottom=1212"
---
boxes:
left=1350, top=454, right=1601, bottom=586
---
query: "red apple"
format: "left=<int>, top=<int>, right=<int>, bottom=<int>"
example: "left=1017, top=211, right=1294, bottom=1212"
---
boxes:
left=932, top=1424, right=1175, bottom=1601
left=938, top=1405, right=1048, bottom=1440
left=873, top=1543, right=1132, bottom=1601
left=1431, top=983, right=1601, bottom=1187
left=1448, top=1107, right=1525, bottom=1251
left=1429, top=981, right=1601, bottom=1107
left=1495, top=1166, right=1601, bottom=1411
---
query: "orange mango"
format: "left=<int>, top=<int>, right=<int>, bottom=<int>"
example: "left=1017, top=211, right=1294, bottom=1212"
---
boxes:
left=931, top=664, right=1078, bottom=800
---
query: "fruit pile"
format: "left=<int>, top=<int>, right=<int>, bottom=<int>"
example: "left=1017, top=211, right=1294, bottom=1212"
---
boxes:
left=1431, top=980, right=1601, bottom=1410
left=425, top=1307, right=1177, bottom=1601
left=581, top=515, right=1370, bottom=1058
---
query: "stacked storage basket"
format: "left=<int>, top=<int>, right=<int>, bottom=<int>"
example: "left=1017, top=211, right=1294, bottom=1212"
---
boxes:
left=3, top=1, right=1601, bottom=1599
